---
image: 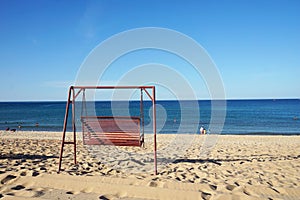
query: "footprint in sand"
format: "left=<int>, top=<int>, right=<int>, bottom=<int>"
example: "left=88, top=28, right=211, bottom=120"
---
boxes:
left=99, top=194, right=119, bottom=200
left=243, top=188, right=252, bottom=196
left=32, top=190, right=45, bottom=197
left=20, top=171, right=26, bottom=176
left=209, top=184, right=217, bottom=191
left=1, top=174, right=17, bottom=184
left=11, top=185, right=26, bottom=190
left=66, top=191, right=80, bottom=195
left=5, top=192, right=15, bottom=196
left=32, top=171, right=39, bottom=177
left=99, top=195, right=110, bottom=200
left=147, top=181, right=164, bottom=188
left=147, top=181, right=158, bottom=187
left=226, top=184, right=236, bottom=191
left=201, top=192, right=212, bottom=200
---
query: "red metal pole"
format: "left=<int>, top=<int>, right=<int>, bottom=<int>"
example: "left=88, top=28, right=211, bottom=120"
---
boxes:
left=143, top=88, right=153, bottom=101
left=58, top=86, right=72, bottom=172
left=152, top=86, right=157, bottom=175
left=72, top=87, right=77, bottom=164
left=140, top=88, right=145, bottom=147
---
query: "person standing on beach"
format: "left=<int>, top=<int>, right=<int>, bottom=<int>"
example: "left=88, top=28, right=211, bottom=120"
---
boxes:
left=200, top=126, right=207, bottom=134
left=200, top=126, right=204, bottom=134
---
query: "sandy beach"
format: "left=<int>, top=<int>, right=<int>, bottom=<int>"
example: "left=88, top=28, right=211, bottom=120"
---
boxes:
left=0, top=131, right=299, bottom=199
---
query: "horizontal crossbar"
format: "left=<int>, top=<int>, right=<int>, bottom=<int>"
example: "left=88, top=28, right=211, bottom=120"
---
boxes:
left=63, top=142, right=75, bottom=144
left=72, top=86, right=155, bottom=90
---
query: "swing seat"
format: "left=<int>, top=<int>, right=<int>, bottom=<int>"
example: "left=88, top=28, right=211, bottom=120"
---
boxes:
left=81, top=116, right=143, bottom=147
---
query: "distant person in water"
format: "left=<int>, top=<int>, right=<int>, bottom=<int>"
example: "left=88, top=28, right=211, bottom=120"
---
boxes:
left=6, top=127, right=10, bottom=131
left=35, top=122, right=39, bottom=127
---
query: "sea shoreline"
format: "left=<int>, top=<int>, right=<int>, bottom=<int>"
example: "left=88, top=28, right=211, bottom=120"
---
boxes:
left=2, top=130, right=300, bottom=136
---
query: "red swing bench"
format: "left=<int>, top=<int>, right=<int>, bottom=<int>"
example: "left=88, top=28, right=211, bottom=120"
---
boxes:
left=81, top=116, right=144, bottom=147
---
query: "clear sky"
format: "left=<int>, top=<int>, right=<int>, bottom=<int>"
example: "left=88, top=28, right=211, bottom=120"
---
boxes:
left=1, top=0, right=299, bottom=101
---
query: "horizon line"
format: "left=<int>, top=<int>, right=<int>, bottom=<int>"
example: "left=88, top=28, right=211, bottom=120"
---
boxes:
left=1, top=97, right=299, bottom=103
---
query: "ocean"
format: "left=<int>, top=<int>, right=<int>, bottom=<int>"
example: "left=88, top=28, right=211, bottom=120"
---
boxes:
left=0, top=99, right=299, bottom=135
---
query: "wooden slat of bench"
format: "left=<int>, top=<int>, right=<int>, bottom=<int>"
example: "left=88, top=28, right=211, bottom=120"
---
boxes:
left=82, top=120, right=139, bottom=133
left=84, top=139, right=140, bottom=146
left=84, top=133, right=140, bottom=137
left=83, top=132, right=141, bottom=145
left=84, top=134, right=140, bottom=140
left=83, top=135, right=140, bottom=140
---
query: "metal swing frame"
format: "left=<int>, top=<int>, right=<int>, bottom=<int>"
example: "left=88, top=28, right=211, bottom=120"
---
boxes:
left=58, top=86, right=157, bottom=175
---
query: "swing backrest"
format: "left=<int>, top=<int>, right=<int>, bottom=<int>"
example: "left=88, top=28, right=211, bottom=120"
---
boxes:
left=81, top=116, right=143, bottom=146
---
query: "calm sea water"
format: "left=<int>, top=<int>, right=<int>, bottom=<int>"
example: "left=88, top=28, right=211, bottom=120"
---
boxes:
left=0, top=99, right=299, bottom=135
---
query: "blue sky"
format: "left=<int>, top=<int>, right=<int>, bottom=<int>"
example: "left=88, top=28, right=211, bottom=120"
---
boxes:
left=0, top=0, right=299, bottom=101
